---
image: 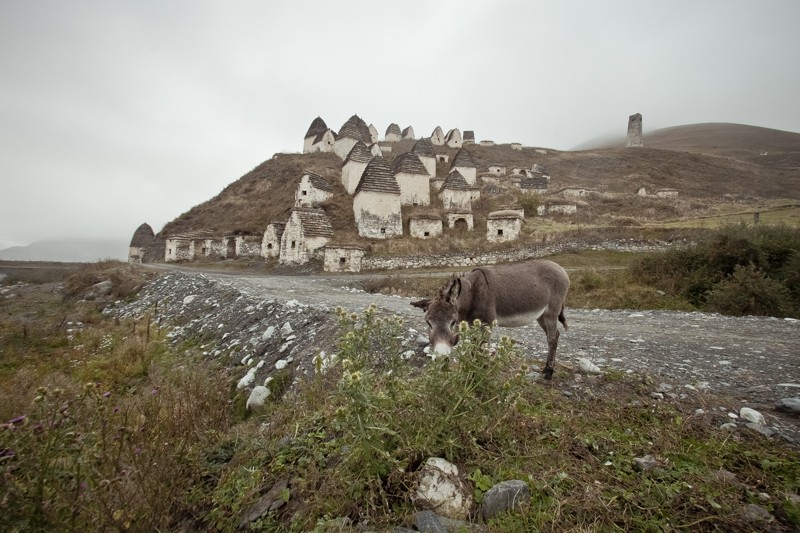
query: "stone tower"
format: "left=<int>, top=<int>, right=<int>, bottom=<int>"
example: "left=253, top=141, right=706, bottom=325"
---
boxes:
left=626, top=113, right=643, bottom=148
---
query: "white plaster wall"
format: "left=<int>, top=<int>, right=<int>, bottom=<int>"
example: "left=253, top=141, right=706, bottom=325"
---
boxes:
left=409, top=219, right=442, bottom=239
left=334, top=137, right=358, bottom=160
left=486, top=219, right=521, bottom=243
left=395, top=172, right=430, bottom=206
left=454, top=166, right=477, bottom=186
left=431, top=128, right=445, bottom=145
left=303, top=136, right=314, bottom=153
left=262, top=226, right=282, bottom=258
left=488, top=166, right=506, bottom=176
left=310, top=131, right=335, bottom=153
left=418, top=154, right=436, bottom=177
left=353, top=190, right=401, bottom=225
left=128, top=246, right=145, bottom=263
left=324, top=248, right=365, bottom=272
left=438, top=189, right=472, bottom=211
left=385, top=132, right=401, bottom=142
left=236, top=236, right=262, bottom=258
left=357, top=211, right=402, bottom=239
left=342, top=160, right=369, bottom=195
left=445, top=213, right=474, bottom=231
left=295, top=175, right=333, bottom=207
left=165, top=239, right=192, bottom=262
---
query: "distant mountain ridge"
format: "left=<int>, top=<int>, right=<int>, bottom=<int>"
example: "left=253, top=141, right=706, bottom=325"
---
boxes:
left=0, top=239, right=128, bottom=262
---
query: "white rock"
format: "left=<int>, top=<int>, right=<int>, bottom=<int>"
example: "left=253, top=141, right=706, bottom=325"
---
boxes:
left=739, top=407, right=766, bottom=425
left=578, top=358, right=602, bottom=375
left=414, top=458, right=472, bottom=520
left=261, top=326, right=275, bottom=341
left=275, top=359, right=288, bottom=370
left=285, top=299, right=300, bottom=308
left=246, top=386, right=271, bottom=410
left=236, top=368, right=257, bottom=389
left=183, top=295, right=196, bottom=306
left=281, top=322, right=293, bottom=337
left=244, top=305, right=255, bottom=313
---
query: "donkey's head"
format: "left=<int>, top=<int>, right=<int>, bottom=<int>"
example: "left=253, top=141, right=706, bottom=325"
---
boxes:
left=410, top=277, right=462, bottom=356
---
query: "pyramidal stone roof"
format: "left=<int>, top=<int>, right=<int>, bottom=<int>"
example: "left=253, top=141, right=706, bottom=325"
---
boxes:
left=268, top=221, right=286, bottom=237
left=293, top=209, right=333, bottom=238
left=355, top=156, right=400, bottom=195
left=440, top=170, right=471, bottom=191
left=391, top=152, right=428, bottom=176
left=411, top=138, right=435, bottom=157
left=305, top=117, right=328, bottom=139
left=336, top=114, right=372, bottom=142
left=303, top=170, right=333, bottom=191
left=130, top=223, right=155, bottom=246
left=385, top=123, right=402, bottom=136
left=343, top=141, right=373, bottom=165
left=451, top=147, right=476, bottom=169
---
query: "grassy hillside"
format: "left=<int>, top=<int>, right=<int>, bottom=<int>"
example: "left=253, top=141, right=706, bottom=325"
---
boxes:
left=157, top=124, right=800, bottom=246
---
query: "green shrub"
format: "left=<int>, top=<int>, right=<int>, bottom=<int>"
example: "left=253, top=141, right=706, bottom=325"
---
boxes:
left=631, top=224, right=800, bottom=317
left=706, top=264, right=792, bottom=317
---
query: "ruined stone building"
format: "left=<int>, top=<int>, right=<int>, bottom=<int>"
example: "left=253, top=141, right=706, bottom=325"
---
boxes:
left=303, top=117, right=336, bottom=153
left=128, top=222, right=156, bottom=263
left=385, top=123, right=402, bottom=142
left=445, top=128, right=462, bottom=148
left=409, top=214, right=443, bottom=239
left=439, top=170, right=474, bottom=211
left=341, top=141, right=373, bottom=195
left=295, top=170, right=333, bottom=207
left=411, top=138, right=436, bottom=178
left=463, top=130, right=475, bottom=144
left=488, top=164, right=506, bottom=176
left=450, top=147, right=477, bottom=185
left=279, top=208, right=333, bottom=264
left=401, top=126, right=415, bottom=140
left=334, top=115, right=373, bottom=159
left=626, top=113, right=643, bottom=148
left=261, top=222, right=285, bottom=259
left=324, top=244, right=366, bottom=272
left=430, top=126, right=445, bottom=145
left=486, top=210, right=524, bottom=243
left=353, top=156, right=402, bottom=239
left=519, top=176, right=549, bottom=194
left=391, top=152, right=430, bottom=206
left=446, top=211, right=474, bottom=231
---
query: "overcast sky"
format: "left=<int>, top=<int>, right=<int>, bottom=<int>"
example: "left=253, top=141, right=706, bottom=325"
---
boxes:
left=1, top=0, right=798, bottom=252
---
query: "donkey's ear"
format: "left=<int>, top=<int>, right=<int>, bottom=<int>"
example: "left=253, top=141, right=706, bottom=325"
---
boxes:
left=410, top=298, right=431, bottom=311
left=446, top=278, right=461, bottom=303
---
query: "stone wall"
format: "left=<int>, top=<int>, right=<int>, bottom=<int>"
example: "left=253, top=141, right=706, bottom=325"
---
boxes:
left=361, top=240, right=675, bottom=271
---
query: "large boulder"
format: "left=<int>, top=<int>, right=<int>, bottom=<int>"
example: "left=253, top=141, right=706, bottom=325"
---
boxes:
left=481, top=480, right=530, bottom=520
left=414, top=457, right=472, bottom=520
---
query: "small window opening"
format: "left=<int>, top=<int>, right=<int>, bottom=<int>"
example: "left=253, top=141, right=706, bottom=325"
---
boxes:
left=291, top=240, right=297, bottom=249
left=498, top=229, right=504, bottom=236
left=424, top=231, right=430, bottom=237
left=302, top=190, right=307, bottom=196
left=267, top=243, right=273, bottom=250
left=339, top=257, right=346, bottom=264
left=380, top=228, right=386, bottom=234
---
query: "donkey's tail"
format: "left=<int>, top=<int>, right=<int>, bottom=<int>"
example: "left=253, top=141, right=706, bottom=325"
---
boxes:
left=558, top=306, right=568, bottom=331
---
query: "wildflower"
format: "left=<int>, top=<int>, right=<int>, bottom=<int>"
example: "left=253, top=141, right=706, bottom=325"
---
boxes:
left=473, top=319, right=482, bottom=327
left=9, top=415, right=26, bottom=425
left=350, top=313, right=358, bottom=321
left=458, top=321, right=469, bottom=333
left=151, top=387, right=159, bottom=395
left=113, top=407, right=120, bottom=414
left=102, top=391, right=112, bottom=398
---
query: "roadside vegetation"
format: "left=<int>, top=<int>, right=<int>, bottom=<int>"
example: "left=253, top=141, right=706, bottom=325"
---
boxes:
left=363, top=224, right=800, bottom=319
left=2, top=262, right=799, bottom=531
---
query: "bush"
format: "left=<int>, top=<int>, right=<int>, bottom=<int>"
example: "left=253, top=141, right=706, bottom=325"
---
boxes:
left=631, top=224, right=800, bottom=317
left=706, top=264, right=792, bottom=317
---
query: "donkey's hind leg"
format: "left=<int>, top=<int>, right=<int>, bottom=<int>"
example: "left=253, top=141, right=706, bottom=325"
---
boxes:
left=537, top=314, right=560, bottom=380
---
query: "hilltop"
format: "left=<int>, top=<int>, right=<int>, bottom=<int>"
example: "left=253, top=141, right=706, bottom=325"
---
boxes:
left=158, top=123, right=800, bottom=245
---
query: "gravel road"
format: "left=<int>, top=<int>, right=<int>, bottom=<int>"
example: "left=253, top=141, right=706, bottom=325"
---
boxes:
left=148, top=265, right=800, bottom=441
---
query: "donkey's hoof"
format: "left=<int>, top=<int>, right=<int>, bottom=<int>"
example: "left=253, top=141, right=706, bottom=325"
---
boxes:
left=543, top=367, right=554, bottom=380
